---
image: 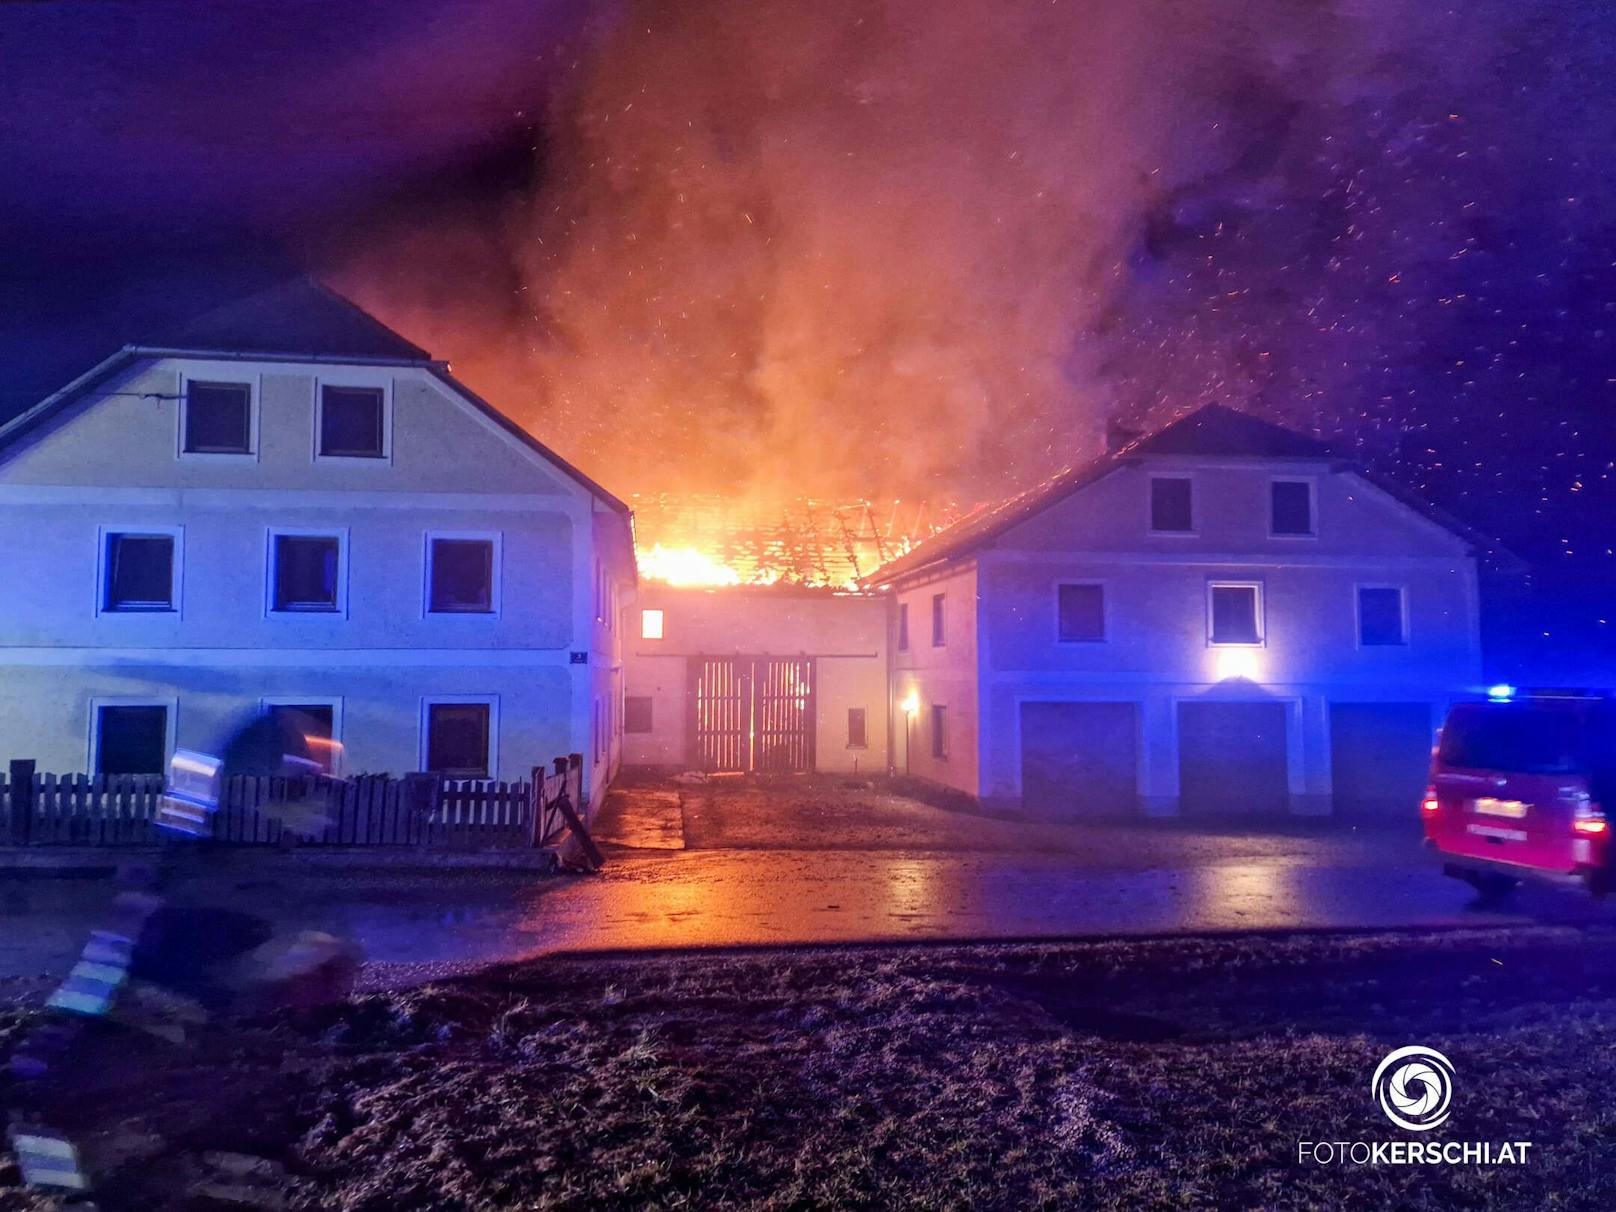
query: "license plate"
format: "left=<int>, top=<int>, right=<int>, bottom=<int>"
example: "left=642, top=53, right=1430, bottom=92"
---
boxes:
left=1473, top=797, right=1528, bottom=819
left=1466, top=822, right=1527, bottom=842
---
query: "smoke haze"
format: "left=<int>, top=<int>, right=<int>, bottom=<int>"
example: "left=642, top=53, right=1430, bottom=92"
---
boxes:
left=330, top=0, right=1608, bottom=532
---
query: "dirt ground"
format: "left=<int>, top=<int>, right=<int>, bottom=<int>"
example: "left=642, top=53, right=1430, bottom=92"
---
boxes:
left=653, top=772, right=1420, bottom=859
left=4, top=926, right=1616, bottom=1210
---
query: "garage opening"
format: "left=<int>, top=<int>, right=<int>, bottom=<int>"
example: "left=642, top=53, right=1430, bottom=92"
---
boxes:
left=1178, top=700, right=1289, bottom=815
left=690, top=657, right=815, bottom=773
left=1329, top=702, right=1433, bottom=818
left=1020, top=702, right=1139, bottom=818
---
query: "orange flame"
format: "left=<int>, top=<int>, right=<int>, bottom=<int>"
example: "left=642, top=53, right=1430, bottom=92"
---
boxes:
left=638, top=543, right=751, bottom=587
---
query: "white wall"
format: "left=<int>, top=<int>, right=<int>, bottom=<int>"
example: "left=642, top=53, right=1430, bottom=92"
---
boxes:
left=891, top=562, right=982, bottom=797
left=621, top=586, right=888, bottom=773
left=0, top=355, right=623, bottom=785
left=890, top=457, right=1482, bottom=812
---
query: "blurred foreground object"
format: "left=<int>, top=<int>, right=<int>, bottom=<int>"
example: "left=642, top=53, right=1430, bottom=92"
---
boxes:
left=4, top=709, right=360, bottom=1199
left=154, top=748, right=221, bottom=839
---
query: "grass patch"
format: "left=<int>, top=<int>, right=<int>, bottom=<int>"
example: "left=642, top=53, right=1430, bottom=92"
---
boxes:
left=5, top=928, right=1616, bottom=1208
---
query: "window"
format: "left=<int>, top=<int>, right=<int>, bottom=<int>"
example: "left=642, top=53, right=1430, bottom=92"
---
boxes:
left=318, top=385, right=386, bottom=458
left=182, top=380, right=252, bottom=454
left=103, top=532, right=176, bottom=612
left=931, top=704, right=949, bottom=760
left=424, top=701, right=493, bottom=778
left=931, top=593, right=946, bottom=647
left=1150, top=476, right=1193, bottom=533
left=263, top=701, right=340, bottom=774
left=94, top=704, right=169, bottom=775
left=847, top=707, right=868, bottom=749
left=642, top=609, right=664, bottom=640
left=270, top=532, right=343, bottom=613
left=1271, top=480, right=1314, bottom=537
left=427, top=536, right=496, bottom=613
left=625, top=696, right=654, bottom=734
left=1057, top=583, right=1105, bottom=642
left=897, top=603, right=909, bottom=652
left=1358, top=586, right=1407, bottom=646
left=1208, top=582, right=1263, bottom=645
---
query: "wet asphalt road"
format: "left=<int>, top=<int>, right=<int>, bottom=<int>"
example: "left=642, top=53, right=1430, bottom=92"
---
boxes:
left=5, top=779, right=1612, bottom=986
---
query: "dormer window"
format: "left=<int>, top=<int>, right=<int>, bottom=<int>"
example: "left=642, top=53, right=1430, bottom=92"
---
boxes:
left=182, top=381, right=252, bottom=454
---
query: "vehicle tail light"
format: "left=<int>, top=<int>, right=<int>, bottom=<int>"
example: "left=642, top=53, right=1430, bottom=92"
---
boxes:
left=1421, top=786, right=1440, bottom=814
left=1570, top=791, right=1606, bottom=835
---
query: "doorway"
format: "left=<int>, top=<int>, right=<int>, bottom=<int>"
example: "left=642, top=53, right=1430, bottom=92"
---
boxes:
left=690, top=657, right=815, bottom=773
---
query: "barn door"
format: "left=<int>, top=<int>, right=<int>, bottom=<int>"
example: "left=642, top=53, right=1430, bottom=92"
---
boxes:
left=690, top=657, right=815, bottom=773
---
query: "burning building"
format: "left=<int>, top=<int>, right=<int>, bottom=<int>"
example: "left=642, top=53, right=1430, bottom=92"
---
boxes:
left=619, top=494, right=942, bottom=773
left=619, top=405, right=1488, bottom=819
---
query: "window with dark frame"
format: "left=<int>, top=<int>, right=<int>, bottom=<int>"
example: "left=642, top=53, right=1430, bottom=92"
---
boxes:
left=183, top=381, right=251, bottom=454
left=272, top=534, right=340, bottom=612
left=319, top=386, right=385, bottom=458
left=265, top=703, right=334, bottom=742
left=104, top=534, right=175, bottom=611
left=1271, top=480, right=1314, bottom=536
left=931, top=593, right=946, bottom=647
left=847, top=707, right=868, bottom=749
left=265, top=704, right=337, bottom=773
left=931, top=704, right=948, bottom=759
left=1057, top=583, right=1105, bottom=641
left=95, top=704, right=167, bottom=775
left=1358, top=586, right=1407, bottom=646
left=425, top=702, right=491, bottom=777
left=625, top=696, right=654, bottom=734
left=1209, top=583, right=1262, bottom=645
left=897, top=602, right=909, bottom=651
left=1150, top=476, right=1193, bottom=532
left=428, top=538, right=495, bottom=613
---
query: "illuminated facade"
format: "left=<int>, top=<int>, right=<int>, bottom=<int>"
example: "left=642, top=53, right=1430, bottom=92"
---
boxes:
left=867, top=405, right=1486, bottom=818
left=0, top=281, right=634, bottom=800
left=620, top=585, right=889, bottom=775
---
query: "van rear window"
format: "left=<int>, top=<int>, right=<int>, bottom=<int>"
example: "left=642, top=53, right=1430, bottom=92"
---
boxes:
left=1438, top=704, right=1587, bottom=774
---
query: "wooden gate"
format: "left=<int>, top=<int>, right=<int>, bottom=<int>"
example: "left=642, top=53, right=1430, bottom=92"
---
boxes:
left=690, top=657, right=815, bottom=773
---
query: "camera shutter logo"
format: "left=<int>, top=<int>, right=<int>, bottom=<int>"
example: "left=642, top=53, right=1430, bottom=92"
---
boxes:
left=1372, top=1046, right=1455, bottom=1132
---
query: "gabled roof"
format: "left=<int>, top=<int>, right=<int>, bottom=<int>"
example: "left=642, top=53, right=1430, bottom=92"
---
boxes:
left=163, top=278, right=432, bottom=362
left=862, top=454, right=1121, bottom=586
left=862, top=403, right=1483, bottom=586
left=1130, top=402, right=1335, bottom=458
left=0, top=279, right=629, bottom=517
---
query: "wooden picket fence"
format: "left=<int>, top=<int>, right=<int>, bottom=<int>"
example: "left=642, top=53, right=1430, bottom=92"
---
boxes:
left=0, top=755, right=584, bottom=850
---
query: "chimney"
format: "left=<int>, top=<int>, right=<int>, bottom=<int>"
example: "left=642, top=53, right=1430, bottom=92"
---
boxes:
left=1105, top=418, right=1141, bottom=453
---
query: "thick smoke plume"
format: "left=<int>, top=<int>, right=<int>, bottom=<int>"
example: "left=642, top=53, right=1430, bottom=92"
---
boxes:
left=334, top=0, right=1553, bottom=509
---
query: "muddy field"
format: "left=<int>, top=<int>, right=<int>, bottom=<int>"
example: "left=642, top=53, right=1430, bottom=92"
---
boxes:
left=5, top=926, right=1616, bottom=1210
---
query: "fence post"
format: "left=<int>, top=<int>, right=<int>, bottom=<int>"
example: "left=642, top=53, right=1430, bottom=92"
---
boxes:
left=404, top=773, right=438, bottom=849
left=529, top=765, right=545, bottom=847
left=568, top=752, right=584, bottom=822
left=8, top=760, right=35, bottom=847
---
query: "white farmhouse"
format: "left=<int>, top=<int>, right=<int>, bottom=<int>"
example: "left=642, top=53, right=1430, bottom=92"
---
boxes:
left=0, top=280, right=633, bottom=804
left=867, top=405, right=1487, bottom=818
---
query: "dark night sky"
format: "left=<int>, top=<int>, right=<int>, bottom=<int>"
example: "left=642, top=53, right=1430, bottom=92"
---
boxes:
left=3, top=1, right=1614, bottom=672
